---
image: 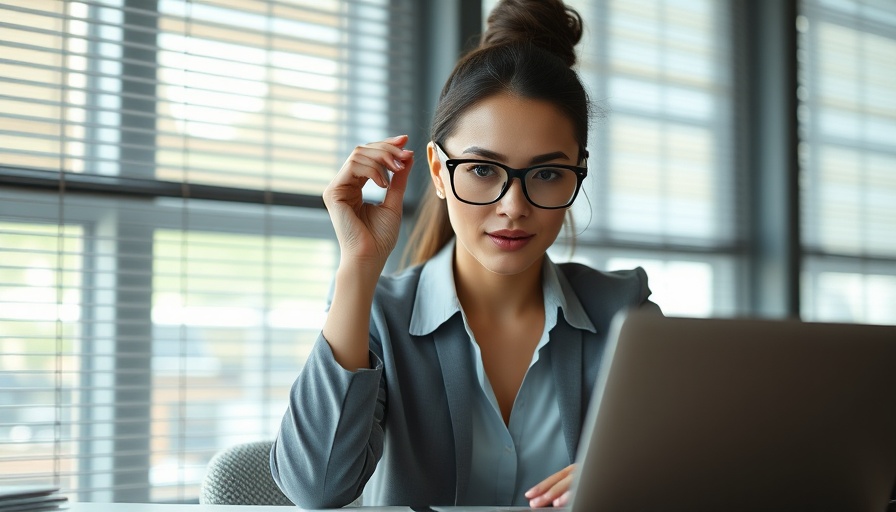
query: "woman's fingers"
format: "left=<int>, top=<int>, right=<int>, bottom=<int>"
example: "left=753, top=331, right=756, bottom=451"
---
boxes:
left=348, top=153, right=388, bottom=187
left=525, top=464, right=575, bottom=508
left=335, top=148, right=397, bottom=189
left=552, top=490, right=571, bottom=507
left=382, top=151, right=413, bottom=213
left=322, top=135, right=415, bottom=267
left=324, top=136, right=413, bottom=204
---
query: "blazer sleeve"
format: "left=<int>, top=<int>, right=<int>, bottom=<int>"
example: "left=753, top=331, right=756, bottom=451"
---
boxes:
left=634, top=266, right=663, bottom=316
left=270, top=334, right=386, bottom=509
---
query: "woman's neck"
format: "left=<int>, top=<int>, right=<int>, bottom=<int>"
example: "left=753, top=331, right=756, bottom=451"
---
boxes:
left=452, top=247, right=545, bottom=319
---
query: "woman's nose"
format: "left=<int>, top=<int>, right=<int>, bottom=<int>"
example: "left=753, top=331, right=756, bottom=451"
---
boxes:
left=495, top=178, right=531, bottom=218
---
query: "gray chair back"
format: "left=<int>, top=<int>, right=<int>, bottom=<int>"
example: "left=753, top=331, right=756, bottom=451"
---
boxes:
left=200, top=440, right=293, bottom=505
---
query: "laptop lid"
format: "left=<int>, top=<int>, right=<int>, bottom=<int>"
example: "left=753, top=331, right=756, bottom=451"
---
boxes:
left=569, top=311, right=896, bottom=512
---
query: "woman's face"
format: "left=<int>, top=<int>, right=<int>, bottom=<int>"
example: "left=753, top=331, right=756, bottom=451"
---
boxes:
left=427, top=92, right=581, bottom=278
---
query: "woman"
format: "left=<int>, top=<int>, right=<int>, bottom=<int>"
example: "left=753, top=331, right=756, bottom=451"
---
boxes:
left=271, top=0, right=658, bottom=508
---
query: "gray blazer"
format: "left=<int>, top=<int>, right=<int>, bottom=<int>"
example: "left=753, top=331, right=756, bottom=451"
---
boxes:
left=271, top=258, right=656, bottom=509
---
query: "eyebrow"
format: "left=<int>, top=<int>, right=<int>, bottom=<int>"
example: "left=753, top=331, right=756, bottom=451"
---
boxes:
left=461, top=146, right=571, bottom=165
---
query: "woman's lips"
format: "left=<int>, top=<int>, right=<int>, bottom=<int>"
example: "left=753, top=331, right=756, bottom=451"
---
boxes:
left=487, top=230, right=534, bottom=251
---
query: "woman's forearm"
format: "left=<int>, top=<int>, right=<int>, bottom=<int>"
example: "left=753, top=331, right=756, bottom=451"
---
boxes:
left=322, top=264, right=381, bottom=371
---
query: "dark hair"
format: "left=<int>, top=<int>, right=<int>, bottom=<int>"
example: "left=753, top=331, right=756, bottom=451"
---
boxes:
left=402, top=0, right=591, bottom=267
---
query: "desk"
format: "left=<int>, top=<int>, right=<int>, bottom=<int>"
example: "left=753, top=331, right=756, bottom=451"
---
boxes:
left=68, top=504, right=546, bottom=512
left=68, top=505, right=398, bottom=512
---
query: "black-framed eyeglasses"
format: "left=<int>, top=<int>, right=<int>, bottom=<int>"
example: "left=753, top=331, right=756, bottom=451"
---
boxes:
left=434, top=142, right=588, bottom=209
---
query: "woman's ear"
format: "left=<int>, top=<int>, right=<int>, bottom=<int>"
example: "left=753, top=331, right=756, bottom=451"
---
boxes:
left=427, top=141, right=446, bottom=199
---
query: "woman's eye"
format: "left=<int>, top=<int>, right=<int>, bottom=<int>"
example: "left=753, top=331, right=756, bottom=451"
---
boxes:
left=470, top=164, right=498, bottom=178
left=533, top=168, right=562, bottom=181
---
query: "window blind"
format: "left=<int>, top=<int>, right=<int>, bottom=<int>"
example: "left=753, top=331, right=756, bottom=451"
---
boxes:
left=798, top=0, right=896, bottom=324
left=0, top=0, right=418, bottom=502
left=484, top=0, right=742, bottom=316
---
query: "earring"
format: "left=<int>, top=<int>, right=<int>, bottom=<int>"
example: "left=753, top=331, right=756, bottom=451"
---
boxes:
left=436, top=189, right=444, bottom=199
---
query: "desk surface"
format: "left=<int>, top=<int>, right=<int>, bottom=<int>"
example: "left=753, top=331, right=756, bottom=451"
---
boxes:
left=69, top=505, right=396, bottom=512
left=68, top=503, right=545, bottom=512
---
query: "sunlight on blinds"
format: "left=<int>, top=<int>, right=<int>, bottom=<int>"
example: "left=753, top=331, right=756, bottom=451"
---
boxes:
left=155, top=0, right=349, bottom=191
left=799, top=0, right=896, bottom=324
left=0, top=190, right=339, bottom=501
left=0, top=0, right=410, bottom=192
left=149, top=229, right=335, bottom=501
left=0, top=0, right=416, bottom=502
left=579, top=0, right=736, bottom=247
left=803, top=18, right=896, bottom=254
left=608, top=119, right=716, bottom=239
left=0, top=1, right=90, bottom=172
left=602, top=0, right=728, bottom=242
left=0, top=222, right=83, bottom=486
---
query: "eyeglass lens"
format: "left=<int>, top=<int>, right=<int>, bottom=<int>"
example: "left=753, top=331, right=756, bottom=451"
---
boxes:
left=452, top=162, right=579, bottom=207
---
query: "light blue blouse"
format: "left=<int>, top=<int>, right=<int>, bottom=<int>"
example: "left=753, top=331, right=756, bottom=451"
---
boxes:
left=408, top=241, right=597, bottom=506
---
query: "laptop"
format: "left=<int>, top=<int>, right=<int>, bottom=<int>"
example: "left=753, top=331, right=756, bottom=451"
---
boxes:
left=569, top=311, right=896, bottom=512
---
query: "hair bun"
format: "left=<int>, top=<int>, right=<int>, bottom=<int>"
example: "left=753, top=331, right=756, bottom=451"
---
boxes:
left=481, top=0, right=584, bottom=67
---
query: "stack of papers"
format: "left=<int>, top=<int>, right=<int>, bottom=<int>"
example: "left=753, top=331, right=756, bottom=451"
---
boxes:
left=0, top=487, right=67, bottom=512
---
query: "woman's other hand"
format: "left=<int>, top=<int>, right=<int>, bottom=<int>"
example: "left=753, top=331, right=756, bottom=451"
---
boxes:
left=322, top=134, right=414, bottom=273
left=525, top=463, right=575, bottom=508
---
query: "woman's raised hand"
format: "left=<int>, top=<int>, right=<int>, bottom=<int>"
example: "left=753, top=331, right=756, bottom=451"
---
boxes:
left=323, top=135, right=414, bottom=273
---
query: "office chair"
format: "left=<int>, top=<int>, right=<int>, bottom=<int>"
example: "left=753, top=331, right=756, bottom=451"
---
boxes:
left=199, top=440, right=294, bottom=505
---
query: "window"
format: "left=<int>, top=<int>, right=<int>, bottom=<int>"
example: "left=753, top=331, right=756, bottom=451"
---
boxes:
left=798, top=0, right=896, bottom=324
left=0, top=0, right=418, bottom=502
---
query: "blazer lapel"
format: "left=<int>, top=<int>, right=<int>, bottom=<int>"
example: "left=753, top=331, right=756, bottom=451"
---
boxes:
left=551, top=317, right=584, bottom=463
left=433, top=321, right=473, bottom=504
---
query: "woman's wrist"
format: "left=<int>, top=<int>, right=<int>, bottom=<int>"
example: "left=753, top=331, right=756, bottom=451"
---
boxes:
left=334, top=260, right=381, bottom=296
